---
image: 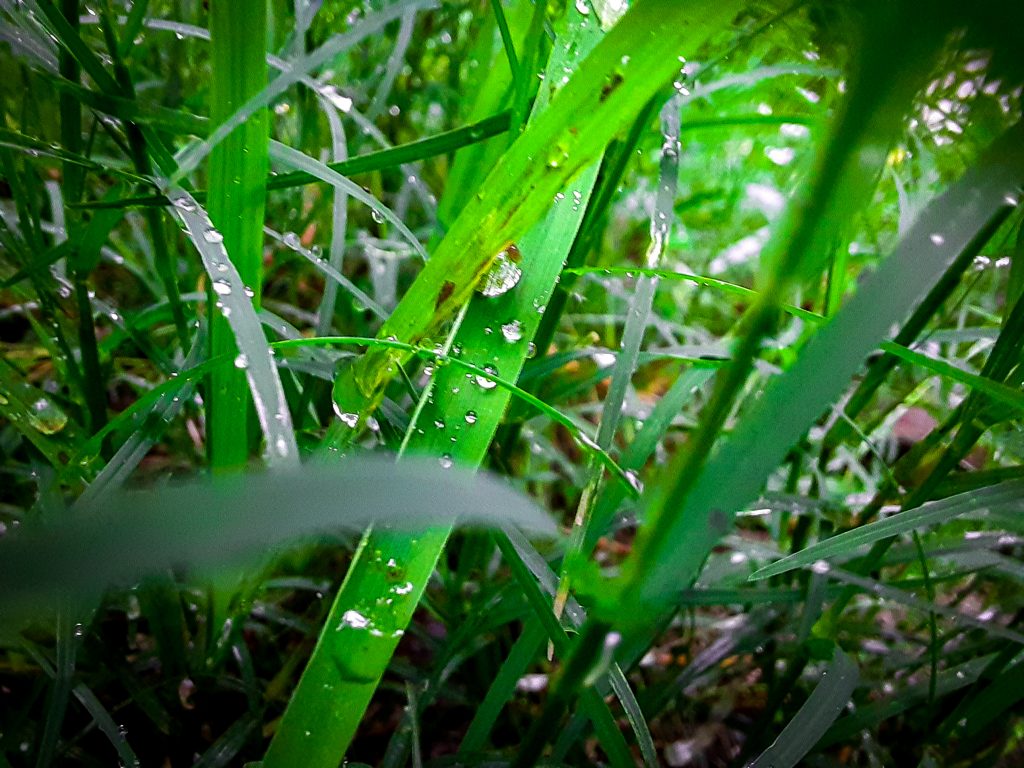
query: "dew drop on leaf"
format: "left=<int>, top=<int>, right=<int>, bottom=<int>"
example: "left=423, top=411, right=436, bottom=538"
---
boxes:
left=478, top=245, right=523, bottom=297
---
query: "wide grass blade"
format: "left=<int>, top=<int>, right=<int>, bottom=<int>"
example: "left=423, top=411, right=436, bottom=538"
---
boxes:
left=622, top=119, right=1024, bottom=609
left=204, top=0, right=273, bottom=471
left=329, top=0, right=748, bottom=425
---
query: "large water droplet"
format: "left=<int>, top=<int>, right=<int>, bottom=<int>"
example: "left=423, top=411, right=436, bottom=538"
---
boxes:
left=233, top=354, right=249, bottom=369
left=212, top=279, right=231, bottom=296
left=202, top=228, right=224, bottom=244
left=501, top=319, right=523, bottom=343
left=464, top=410, right=478, bottom=425
left=477, top=245, right=523, bottom=298
left=28, top=397, right=68, bottom=435
left=475, top=365, right=498, bottom=390
left=439, top=454, right=454, bottom=469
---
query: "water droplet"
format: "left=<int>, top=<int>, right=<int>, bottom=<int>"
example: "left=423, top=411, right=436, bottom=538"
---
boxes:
left=811, top=559, right=831, bottom=575
left=283, top=231, right=301, bottom=250
left=332, top=402, right=359, bottom=428
left=475, top=365, right=498, bottom=389
left=371, top=209, right=385, bottom=224
left=929, top=233, right=945, bottom=246
left=433, top=419, right=445, bottom=429
left=477, top=245, right=523, bottom=297
left=233, top=354, right=248, bottom=369
left=172, top=195, right=197, bottom=212
left=575, top=0, right=590, bottom=14
left=500, top=319, right=523, bottom=343
left=212, top=279, right=231, bottom=296
left=439, top=454, right=454, bottom=469
left=337, top=609, right=370, bottom=630
left=320, top=84, right=353, bottom=113
left=464, top=410, right=478, bottom=425
left=202, top=228, right=224, bottom=244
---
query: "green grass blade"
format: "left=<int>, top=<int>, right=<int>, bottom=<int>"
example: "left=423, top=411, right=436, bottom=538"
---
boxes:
left=747, top=647, right=859, bottom=768
left=622, top=119, right=1024, bottom=608
left=263, top=6, right=611, bottom=763
left=172, top=0, right=436, bottom=183
left=878, top=340, right=1024, bottom=414
left=167, top=188, right=298, bottom=467
left=329, top=0, right=748, bottom=425
left=750, top=480, right=1024, bottom=580
left=205, top=0, right=273, bottom=471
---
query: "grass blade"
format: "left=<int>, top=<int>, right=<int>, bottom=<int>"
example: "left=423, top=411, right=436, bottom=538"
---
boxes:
left=750, top=480, right=1024, bottom=580
left=167, top=188, right=298, bottom=466
left=747, top=647, right=859, bottom=768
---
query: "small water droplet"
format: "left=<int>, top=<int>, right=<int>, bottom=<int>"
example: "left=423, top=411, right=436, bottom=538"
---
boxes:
left=811, top=559, right=831, bottom=575
left=283, top=231, right=301, bottom=249
left=202, top=228, right=224, bottom=244
left=212, top=279, right=231, bottom=296
left=439, top=454, right=454, bottom=469
left=929, top=233, right=945, bottom=245
left=233, top=354, right=249, bottom=369
left=575, top=0, right=590, bottom=14
left=371, top=209, right=385, bottom=224
left=464, top=410, right=478, bottom=425
left=172, top=195, right=197, bottom=212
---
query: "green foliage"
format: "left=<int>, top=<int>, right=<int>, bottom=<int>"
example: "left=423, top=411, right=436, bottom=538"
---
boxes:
left=2, top=1, right=1024, bottom=766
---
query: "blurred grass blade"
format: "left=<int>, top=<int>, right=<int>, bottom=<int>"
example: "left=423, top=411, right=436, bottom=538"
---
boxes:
left=750, top=480, right=1024, bottom=580
left=747, top=647, right=859, bottom=768
left=624, top=119, right=1024, bottom=608
left=0, top=457, right=556, bottom=621
left=878, top=340, right=1024, bottom=414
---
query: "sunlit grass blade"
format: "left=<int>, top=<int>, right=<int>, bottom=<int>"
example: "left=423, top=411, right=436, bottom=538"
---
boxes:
left=329, top=0, right=748, bottom=425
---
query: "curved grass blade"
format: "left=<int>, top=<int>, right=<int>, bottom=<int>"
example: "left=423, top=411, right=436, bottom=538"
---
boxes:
left=267, top=140, right=427, bottom=262
left=750, top=480, right=1024, bottom=580
left=747, top=647, right=859, bottom=768
left=166, top=187, right=298, bottom=466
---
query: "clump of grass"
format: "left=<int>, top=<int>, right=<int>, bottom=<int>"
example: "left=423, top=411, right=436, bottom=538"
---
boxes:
left=2, top=1, right=1024, bottom=767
